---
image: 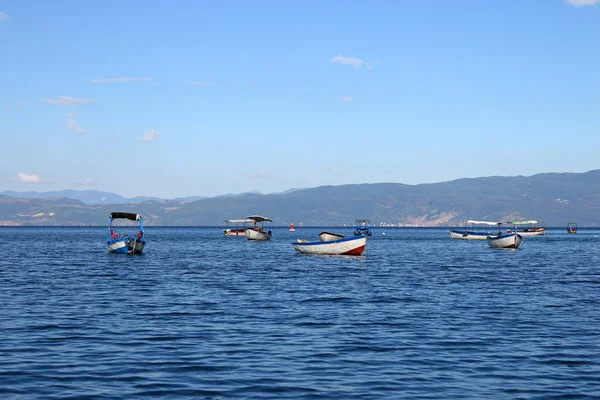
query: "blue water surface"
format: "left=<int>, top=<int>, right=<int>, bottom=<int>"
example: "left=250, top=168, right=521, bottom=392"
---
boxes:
left=0, top=227, right=599, bottom=399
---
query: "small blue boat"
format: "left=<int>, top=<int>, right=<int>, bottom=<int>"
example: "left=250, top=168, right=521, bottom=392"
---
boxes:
left=353, top=219, right=373, bottom=236
left=107, top=212, right=146, bottom=255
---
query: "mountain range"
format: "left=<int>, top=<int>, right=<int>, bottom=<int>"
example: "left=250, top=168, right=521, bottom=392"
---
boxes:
left=1, top=170, right=599, bottom=227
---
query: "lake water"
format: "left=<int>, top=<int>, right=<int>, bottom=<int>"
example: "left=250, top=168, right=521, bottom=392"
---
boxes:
left=1, top=227, right=599, bottom=399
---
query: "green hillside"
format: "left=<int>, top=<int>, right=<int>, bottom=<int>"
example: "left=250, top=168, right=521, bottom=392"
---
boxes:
left=1, top=170, right=599, bottom=227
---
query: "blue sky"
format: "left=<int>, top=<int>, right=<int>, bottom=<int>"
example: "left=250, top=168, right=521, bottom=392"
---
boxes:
left=1, top=0, right=599, bottom=198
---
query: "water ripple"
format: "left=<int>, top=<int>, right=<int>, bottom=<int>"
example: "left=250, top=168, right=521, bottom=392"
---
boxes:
left=1, top=227, right=599, bottom=398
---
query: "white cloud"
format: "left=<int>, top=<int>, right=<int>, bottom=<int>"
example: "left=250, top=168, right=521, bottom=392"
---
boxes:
left=66, top=114, right=85, bottom=134
left=74, top=178, right=95, bottom=186
left=44, top=96, right=95, bottom=107
left=339, top=96, right=353, bottom=102
left=15, top=173, right=42, bottom=184
left=90, top=76, right=152, bottom=84
left=330, top=54, right=370, bottom=70
left=184, top=81, right=213, bottom=87
left=0, top=11, right=11, bottom=22
left=245, top=172, right=270, bottom=179
left=15, top=102, right=21, bottom=109
left=380, top=168, right=390, bottom=173
left=566, top=0, right=600, bottom=5
left=139, top=129, right=160, bottom=142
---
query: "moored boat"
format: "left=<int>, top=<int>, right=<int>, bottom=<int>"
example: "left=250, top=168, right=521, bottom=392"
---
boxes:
left=107, top=212, right=146, bottom=255
left=293, top=236, right=367, bottom=256
left=223, top=219, right=254, bottom=236
left=450, top=220, right=501, bottom=240
left=319, top=231, right=345, bottom=242
left=567, top=222, right=577, bottom=233
left=506, top=220, right=546, bottom=236
left=245, top=215, right=273, bottom=241
left=487, top=232, right=523, bottom=249
left=353, top=219, right=373, bottom=236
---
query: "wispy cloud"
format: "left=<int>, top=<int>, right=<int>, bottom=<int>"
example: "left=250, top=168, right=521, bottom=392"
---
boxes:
left=566, top=0, right=600, bottom=6
left=66, top=113, right=84, bottom=134
left=245, top=172, right=271, bottom=179
left=4, top=102, right=23, bottom=110
left=321, top=167, right=334, bottom=174
left=184, top=81, right=213, bottom=87
left=0, top=11, right=11, bottom=22
left=74, top=178, right=95, bottom=186
left=90, top=76, right=152, bottom=84
left=330, top=54, right=370, bottom=70
left=380, top=168, right=390, bottom=173
left=15, top=173, right=43, bottom=184
left=44, top=96, right=94, bottom=107
left=138, top=129, right=160, bottom=142
left=339, top=96, right=353, bottom=102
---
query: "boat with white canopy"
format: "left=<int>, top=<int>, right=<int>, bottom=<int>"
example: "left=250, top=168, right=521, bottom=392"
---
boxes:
left=223, top=219, right=254, bottom=236
left=450, top=220, right=501, bottom=240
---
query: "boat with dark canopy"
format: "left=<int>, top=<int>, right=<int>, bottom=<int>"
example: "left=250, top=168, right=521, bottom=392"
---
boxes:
left=107, top=212, right=146, bottom=254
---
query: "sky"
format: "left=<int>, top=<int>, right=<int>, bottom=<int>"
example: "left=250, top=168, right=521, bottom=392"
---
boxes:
left=1, top=0, right=599, bottom=199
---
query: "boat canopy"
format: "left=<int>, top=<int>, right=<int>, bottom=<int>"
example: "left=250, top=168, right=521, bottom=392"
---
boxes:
left=466, top=220, right=500, bottom=226
left=110, top=212, right=142, bottom=221
left=507, top=220, right=538, bottom=225
left=246, top=215, right=273, bottom=223
left=225, top=219, right=254, bottom=223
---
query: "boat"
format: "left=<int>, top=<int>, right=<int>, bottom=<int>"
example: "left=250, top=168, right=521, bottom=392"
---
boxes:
left=353, top=219, right=373, bottom=236
left=293, top=236, right=367, bottom=256
left=245, top=215, right=273, bottom=241
left=450, top=220, right=501, bottom=240
left=319, top=231, right=345, bottom=242
left=107, top=212, right=146, bottom=255
left=223, top=219, right=254, bottom=236
left=289, top=223, right=296, bottom=232
left=487, top=232, right=523, bottom=249
left=567, top=222, right=578, bottom=233
left=506, top=220, right=546, bottom=236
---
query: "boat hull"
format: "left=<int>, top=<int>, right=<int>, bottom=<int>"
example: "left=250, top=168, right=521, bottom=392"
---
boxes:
left=245, top=228, right=272, bottom=241
left=449, top=230, right=495, bottom=240
left=510, top=228, right=545, bottom=237
left=107, top=238, right=145, bottom=254
left=487, top=233, right=523, bottom=249
left=224, top=228, right=247, bottom=236
left=293, top=236, right=367, bottom=256
left=319, top=231, right=345, bottom=242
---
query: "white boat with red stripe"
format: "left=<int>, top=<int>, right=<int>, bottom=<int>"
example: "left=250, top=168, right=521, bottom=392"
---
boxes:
left=487, top=232, right=523, bottom=249
left=293, top=236, right=367, bottom=256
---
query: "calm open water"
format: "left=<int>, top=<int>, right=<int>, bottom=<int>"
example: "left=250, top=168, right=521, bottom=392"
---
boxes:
left=1, top=227, right=599, bottom=399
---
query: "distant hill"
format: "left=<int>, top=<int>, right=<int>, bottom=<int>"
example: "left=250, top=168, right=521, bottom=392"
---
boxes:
left=1, top=190, right=161, bottom=205
left=1, top=170, right=599, bottom=226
